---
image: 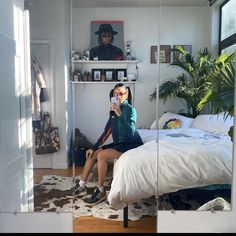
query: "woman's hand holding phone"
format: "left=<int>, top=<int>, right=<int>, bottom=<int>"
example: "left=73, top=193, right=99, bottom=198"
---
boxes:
left=110, top=96, right=121, bottom=117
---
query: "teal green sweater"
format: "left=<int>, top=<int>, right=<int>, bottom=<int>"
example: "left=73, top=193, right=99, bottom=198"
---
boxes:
left=91, top=100, right=142, bottom=151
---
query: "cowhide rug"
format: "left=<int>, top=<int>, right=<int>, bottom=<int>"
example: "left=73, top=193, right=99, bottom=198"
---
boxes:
left=34, top=175, right=157, bottom=221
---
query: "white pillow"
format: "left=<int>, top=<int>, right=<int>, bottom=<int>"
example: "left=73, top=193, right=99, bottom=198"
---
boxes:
left=150, top=120, right=157, bottom=130
left=191, top=113, right=234, bottom=135
left=158, top=112, right=194, bottom=129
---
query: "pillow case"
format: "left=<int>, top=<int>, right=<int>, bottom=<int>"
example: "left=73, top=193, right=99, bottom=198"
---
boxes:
left=150, top=120, right=157, bottom=130
left=158, top=112, right=194, bottom=129
left=191, top=113, right=234, bottom=135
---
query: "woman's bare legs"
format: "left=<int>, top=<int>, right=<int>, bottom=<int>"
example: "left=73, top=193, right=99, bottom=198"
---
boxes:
left=96, top=148, right=122, bottom=187
left=80, top=149, right=100, bottom=182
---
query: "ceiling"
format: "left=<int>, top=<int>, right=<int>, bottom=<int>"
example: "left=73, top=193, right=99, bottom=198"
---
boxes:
left=72, top=0, right=209, bottom=8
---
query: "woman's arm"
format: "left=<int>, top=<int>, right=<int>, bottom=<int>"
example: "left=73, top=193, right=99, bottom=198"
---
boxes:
left=91, top=118, right=112, bottom=151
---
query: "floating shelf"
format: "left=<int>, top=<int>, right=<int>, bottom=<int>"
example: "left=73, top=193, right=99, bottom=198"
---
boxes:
left=71, top=60, right=139, bottom=64
left=70, top=81, right=137, bottom=84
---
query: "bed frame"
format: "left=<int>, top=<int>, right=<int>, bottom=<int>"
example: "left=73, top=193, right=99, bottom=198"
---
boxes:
left=123, top=206, right=128, bottom=227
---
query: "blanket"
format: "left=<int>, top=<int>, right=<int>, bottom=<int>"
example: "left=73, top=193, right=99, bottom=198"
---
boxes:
left=108, top=128, right=232, bottom=210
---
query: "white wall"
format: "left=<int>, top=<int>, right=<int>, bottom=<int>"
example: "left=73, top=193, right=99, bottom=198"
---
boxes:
left=72, top=7, right=158, bottom=143
left=159, top=6, right=210, bottom=116
left=30, top=0, right=71, bottom=168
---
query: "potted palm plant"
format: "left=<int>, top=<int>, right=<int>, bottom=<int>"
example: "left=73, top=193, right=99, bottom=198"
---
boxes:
left=149, top=46, right=236, bottom=119
left=197, top=51, right=236, bottom=140
left=149, top=46, right=214, bottom=117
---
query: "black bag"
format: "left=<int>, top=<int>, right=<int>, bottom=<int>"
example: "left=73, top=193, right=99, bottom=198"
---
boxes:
left=73, top=128, right=92, bottom=148
left=72, top=128, right=92, bottom=166
left=73, top=146, right=90, bottom=166
left=35, top=112, right=60, bottom=155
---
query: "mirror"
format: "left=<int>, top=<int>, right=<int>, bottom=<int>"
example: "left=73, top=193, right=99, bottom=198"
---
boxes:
left=27, top=0, right=73, bottom=214
left=1, top=1, right=234, bottom=231
left=157, top=0, right=234, bottom=211
left=70, top=0, right=158, bottom=230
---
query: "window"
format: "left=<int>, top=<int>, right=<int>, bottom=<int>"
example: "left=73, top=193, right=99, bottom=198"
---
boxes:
left=219, top=0, right=236, bottom=54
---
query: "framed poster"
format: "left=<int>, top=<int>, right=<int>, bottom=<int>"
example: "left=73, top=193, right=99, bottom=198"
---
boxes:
left=90, top=20, right=124, bottom=60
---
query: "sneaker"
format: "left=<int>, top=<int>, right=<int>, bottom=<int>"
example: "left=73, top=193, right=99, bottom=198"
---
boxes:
left=74, top=185, right=87, bottom=197
left=85, top=187, right=106, bottom=205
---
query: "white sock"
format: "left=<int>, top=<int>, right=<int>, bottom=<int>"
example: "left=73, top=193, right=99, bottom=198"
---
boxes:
left=98, top=186, right=104, bottom=192
left=79, top=180, right=86, bottom=188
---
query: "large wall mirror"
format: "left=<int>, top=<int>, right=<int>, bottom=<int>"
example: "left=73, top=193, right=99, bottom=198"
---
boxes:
left=2, top=0, right=236, bottom=233
left=157, top=0, right=235, bottom=213
left=70, top=0, right=159, bottom=227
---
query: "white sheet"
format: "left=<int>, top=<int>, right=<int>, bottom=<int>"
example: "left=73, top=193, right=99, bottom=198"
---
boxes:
left=137, top=128, right=157, bottom=143
left=107, top=128, right=233, bottom=210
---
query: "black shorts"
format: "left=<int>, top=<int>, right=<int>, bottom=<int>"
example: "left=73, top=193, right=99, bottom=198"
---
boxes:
left=101, top=141, right=143, bottom=153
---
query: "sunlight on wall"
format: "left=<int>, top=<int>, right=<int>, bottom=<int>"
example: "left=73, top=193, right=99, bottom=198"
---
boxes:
left=65, top=64, right=69, bottom=136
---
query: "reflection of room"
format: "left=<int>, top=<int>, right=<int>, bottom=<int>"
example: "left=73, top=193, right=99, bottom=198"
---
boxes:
left=1, top=0, right=236, bottom=233
left=156, top=1, right=234, bottom=212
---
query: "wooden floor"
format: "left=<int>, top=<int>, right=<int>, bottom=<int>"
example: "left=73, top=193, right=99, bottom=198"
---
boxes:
left=74, top=216, right=157, bottom=233
left=34, top=168, right=157, bottom=233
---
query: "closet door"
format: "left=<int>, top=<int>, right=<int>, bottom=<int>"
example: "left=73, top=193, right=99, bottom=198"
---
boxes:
left=0, top=0, right=32, bottom=212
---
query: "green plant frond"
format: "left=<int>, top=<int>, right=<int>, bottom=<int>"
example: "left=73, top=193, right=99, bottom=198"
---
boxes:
left=171, top=62, right=195, bottom=78
left=199, top=47, right=212, bottom=58
left=215, top=53, right=228, bottom=65
left=199, top=57, right=205, bottom=68
left=171, top=45, right=187, bottom=56
left=185, top=54, right=195, bottom=66
left=231, top=61, right=235, bottom=76
left=197, top=91, right=214, bottom=111
left=222, top=110, right=232, bottom=121
left=220, top=68, right=235, bottom=87
left=149, top=87, right=157, bottom=102
left=225, top=51, right=236, bottom=63
left=176, top=74, right=189, bottom=84
left=159, top=80, right=181, bottom=102
left=228, top=106, right=234, bottom=117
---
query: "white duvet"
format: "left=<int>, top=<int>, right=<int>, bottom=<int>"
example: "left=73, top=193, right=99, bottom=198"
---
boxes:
left=107, top=128, right=233, bottom=210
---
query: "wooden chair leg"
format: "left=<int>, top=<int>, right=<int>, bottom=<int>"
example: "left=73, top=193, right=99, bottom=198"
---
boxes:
left=123, top=205, right=128, bottom=228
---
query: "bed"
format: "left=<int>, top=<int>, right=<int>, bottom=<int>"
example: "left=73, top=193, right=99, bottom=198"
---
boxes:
left=107, top=112, right=233, bottom=211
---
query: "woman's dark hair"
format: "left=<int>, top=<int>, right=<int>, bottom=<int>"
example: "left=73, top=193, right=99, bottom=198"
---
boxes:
left=109, top=89, right=114, bottom=100
left=113, top=83, right=132, bottom=105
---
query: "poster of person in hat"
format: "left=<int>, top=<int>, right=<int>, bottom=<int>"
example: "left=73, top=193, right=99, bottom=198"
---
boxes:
left=90, top=21, right=124, bottom=60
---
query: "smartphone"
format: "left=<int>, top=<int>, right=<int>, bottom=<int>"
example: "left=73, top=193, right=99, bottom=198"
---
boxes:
left=111, top=96, right=118, bottom=105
